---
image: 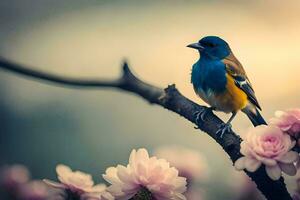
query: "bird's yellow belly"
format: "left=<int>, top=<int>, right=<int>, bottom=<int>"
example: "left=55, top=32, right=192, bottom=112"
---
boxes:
left=207, top=74, right=248, bottom=113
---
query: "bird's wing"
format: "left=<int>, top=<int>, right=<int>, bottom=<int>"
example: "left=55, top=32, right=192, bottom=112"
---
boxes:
left=222, top=53, right=262, bottom=110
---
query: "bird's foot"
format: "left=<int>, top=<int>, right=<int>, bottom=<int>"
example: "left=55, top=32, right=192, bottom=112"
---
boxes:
left=216, top=123, right=232, bottom=138
left=193, top=107, right=214, bottom=129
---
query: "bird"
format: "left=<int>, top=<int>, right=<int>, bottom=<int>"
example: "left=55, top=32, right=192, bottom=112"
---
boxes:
left=187, top=36, right=266, bottom=137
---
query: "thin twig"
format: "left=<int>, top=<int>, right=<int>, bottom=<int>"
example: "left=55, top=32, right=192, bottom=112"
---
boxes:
left=0, top=57, right=120, bottom=88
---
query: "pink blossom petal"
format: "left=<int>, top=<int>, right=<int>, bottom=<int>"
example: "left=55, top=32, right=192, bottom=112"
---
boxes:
left=173, top=193, right=187, bottom=200
left=89, top=184, right=106, bottom=193
left=103, top=167, right=121, bottom=185
left=43, top=179, right=66, bottom=189
left=280, top=125, right=293, bottom=132
left=56, top=164, right=72, bottom=176
left=137, top=163, right=147, bottom=180
left=261, top=158, right=277, bottom=166
left=278, top=151, right=299, bottom=163
left=107, top=185, right=124, bottom=196
left=116, top=165, right=134, bottom=185
left=266, top=165, right=281, bottom=180
left=129, top=149, right=137, bottom=170
left=173, top=177, right=187, bottom=192
left=278, top=163, right=297, bottom=176
left=136, top=148, right=150, bottom=162
left=244, top=158, right=261, bottom=172
left=234, top=157, right=246, bottom=171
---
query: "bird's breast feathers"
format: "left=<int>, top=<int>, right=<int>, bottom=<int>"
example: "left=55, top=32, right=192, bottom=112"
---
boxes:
left=195, top=73, right=248, bottom=113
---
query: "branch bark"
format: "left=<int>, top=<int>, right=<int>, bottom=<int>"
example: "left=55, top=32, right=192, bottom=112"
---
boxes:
left=0, top=57, right=293, bottom=200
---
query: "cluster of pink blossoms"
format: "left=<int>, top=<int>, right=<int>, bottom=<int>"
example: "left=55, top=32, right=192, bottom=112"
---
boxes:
left=2, top=146, right=208, bottom=200
left=44, top=148, right=188, bottom=200
left=234, top=108, right=300, bottom=180
left=0, top=165, right=51, bottom=200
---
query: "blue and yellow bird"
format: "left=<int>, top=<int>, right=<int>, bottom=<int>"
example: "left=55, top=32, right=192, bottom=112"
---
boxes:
left=188, top=36, right=266, bottom=136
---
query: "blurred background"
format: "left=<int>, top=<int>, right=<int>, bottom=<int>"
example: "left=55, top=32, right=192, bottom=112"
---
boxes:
left=1, top=0, right=300, bottom=199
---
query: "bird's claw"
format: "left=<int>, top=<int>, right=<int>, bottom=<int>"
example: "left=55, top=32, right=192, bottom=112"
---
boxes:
left=193, top=108, right=214, bottom=129
left=194, top=108, right=213, bottom=123
left=216, top=123, right=232, bottom=138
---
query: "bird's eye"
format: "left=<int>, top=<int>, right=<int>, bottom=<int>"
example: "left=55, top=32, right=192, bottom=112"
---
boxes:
left=199, top=41, right=217, bottom=48
left=207, top=43, right=216, bottom=48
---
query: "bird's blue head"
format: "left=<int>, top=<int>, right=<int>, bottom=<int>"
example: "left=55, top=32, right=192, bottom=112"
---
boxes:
left=187, top=36, right=231, bottom=60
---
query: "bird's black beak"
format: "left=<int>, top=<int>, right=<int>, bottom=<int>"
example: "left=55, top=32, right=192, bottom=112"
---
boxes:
left=187, top=43, right=204, bottom=51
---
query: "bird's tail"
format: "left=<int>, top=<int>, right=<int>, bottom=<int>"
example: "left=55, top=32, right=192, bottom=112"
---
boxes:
left=242, top=106, right=267, bottom=127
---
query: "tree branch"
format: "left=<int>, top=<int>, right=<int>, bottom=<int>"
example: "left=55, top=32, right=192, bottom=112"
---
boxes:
left=0, top=57, right=293, bottom=200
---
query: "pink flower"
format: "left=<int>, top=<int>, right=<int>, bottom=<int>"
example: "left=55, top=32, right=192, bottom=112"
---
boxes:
left=234, top=125, right=299, bottom=180
left=18, top=181, right=49, bottom=200
left=0, top=165, right=30, bottom=191
left=154, top=146, right=208, bottom=181
left=270, top=109, right=300, bottom=138
left=103, top=148, right=187, bottom=200
left=44, top=165, right=113, bottom=200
